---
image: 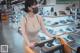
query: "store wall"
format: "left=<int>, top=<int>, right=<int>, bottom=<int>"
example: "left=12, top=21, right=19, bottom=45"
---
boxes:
left=47, top=0, right=56, bottom=5
left=46, top=0, right=78, bottom=16
left=54, top=4, right=71, bottom=15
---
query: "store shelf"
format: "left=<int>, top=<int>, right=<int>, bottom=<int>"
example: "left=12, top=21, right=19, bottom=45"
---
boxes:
left=46, top=22, right=75, bottom=27
left=11, top=0, right=25, bottom=5
left=68, top=35, right=80, bottom=51
left=43, top=15, right=72, bottom=18
left=77, top=15, right=80, bottom=17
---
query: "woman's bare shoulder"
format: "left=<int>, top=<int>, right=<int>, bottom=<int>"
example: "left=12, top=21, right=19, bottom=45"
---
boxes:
left=36, top=14, right=42, bottom=17
left=36, top=14, right=42, bottom=20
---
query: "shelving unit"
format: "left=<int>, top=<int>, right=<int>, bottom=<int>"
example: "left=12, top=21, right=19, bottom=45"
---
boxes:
left=0, top=0, right=8, bottom=23
left=37, top=14, right=76, bottom=49
left=8, top=2, right=25, bottom=28
left=34, top=5, right=80, bottom=50
left=76, top=8, right=80, bottom=30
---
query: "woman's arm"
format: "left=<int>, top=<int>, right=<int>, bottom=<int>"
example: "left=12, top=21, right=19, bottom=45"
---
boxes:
left=20, top=17, right=30, bottom=45
left=38, top=16, right=53, bottom=38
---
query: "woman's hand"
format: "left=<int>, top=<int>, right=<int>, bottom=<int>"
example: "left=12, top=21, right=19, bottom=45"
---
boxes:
left=48, top=35, right=54, bottom=40
left=55, top=36, right=61, bottom=39
left=28, top=42, right=36, bottom=49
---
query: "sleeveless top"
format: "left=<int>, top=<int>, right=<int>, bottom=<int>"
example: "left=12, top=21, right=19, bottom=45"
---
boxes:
left=20, top=14, right=41, bottom=42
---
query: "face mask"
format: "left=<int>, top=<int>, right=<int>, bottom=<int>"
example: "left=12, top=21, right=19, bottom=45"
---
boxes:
left=32, top=7, right=38, bottom=14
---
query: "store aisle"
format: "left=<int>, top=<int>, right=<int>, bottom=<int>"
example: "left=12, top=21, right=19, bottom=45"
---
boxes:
left=0, top=22, right=6, bottom=45
left=2, top=22, right=24, bottom=53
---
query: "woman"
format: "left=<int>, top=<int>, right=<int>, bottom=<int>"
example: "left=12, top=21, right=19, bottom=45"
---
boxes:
left=20, top=0, right=53, bottom=53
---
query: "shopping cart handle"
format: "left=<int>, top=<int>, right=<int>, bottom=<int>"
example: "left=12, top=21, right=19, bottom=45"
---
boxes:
left=35, top=32, right=67, bottom=47
left=35, top=38, right=56, bottom=47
